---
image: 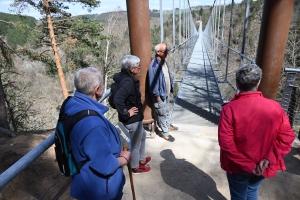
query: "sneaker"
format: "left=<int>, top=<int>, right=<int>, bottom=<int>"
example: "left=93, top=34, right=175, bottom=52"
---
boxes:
left=140, top=156, right=151, bottom=166
left=132, top=165, right=150, bottom=174
left=168, top=124, right=178, bottom=131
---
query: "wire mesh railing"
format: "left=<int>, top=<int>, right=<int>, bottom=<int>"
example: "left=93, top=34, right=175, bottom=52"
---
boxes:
left=202, top=0, right=258, bottom=101
left=159, top=0, right=199, bottom=98
left=278, top=68, right=300, bottom=130
left=202, top=0, right=299, bottom=132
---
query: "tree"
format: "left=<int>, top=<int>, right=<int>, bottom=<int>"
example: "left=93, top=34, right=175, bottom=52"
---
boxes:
left=11, top=0, right=100, bottom=98
left=101, top=8, right=122, bottom=93
left=285, top=30, right=300, bottom=68
left=0, top=38, right=16, bottom=137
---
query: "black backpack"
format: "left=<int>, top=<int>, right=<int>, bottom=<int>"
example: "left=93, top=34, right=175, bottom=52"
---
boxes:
left=54, top=96, right=100, bottom=177
left=108, top=81, right=120, bottom=109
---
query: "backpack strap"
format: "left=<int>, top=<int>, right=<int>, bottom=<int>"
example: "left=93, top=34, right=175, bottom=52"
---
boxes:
left=59, top=96, right=72, bottom=119
left=68, top=110, right=101, bottom=170
left=58, top=97, right=101, bottom=171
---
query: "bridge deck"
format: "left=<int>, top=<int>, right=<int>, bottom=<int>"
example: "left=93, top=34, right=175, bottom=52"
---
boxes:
left=121, top=36, right=300, bottom=200
left=171, top=36, right=223, bottom=127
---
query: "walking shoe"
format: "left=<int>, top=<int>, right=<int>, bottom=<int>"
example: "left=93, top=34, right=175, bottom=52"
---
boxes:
left=140, top=156, right=151, bottom=166
left=132, top=165, right=150, bottom=174
left=168, top=124, right=178, bottom=131
left=163, top=135, right=175, bottom=142
left=146, top=132, right=156, bottom=139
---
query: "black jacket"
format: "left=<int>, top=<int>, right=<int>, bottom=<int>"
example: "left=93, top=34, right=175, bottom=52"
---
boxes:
left=113, top=68, right=144, bottom=124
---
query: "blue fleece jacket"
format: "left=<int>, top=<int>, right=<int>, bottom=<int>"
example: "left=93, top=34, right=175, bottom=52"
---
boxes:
left=65, top=91, right=124, bottom=200
left=148, top=57, right=173, bottom=102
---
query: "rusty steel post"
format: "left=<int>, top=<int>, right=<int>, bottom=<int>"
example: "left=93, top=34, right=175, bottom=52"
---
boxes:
left=126, top=0, right=153, bottom=124
left=256, top=0, right=294, bottom=100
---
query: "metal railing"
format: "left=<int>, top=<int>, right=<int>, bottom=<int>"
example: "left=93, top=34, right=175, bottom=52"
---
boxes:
left=0, top=89, right=112, bottom=190
left=202, top=0, right=260, bottom=101
left=280, top=68, right=300, bottom=128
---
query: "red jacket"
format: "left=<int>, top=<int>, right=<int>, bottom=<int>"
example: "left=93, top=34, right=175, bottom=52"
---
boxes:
left=218, top=91, right=295, bottom=178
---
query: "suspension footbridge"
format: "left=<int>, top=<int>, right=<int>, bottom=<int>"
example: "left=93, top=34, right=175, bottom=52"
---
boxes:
left=1, top=0, right=300, bottom=199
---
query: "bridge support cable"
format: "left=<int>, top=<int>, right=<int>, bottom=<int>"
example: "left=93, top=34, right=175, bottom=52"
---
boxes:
left=219, top=0, right=226, bottom=68
left=203, top=0, right=257, bottom=100
left=160, top=0, right=198, bottom=83
left=160, top=0, right=164, bottom=43
left=240, top=0, right=251, bottom=67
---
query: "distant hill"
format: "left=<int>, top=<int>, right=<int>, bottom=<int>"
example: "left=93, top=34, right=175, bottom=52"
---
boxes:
left=76, top=9, right=168, bottom=20
left=76, top=11, right=127, bottom=21
left=0, top=12, right=36, bottom=48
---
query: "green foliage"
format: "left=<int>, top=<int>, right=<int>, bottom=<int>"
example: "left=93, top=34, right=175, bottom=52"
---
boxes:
left=11, top=0, right=100, bottom=16
left=33, top=16, right=107, bottom=76
left=151, top=25, right=160, bottom=50
left=0, top=12, right=36, bottom=48
left=199, top=8, right=204, bottom=16
left=150, top=10, right=160, bottom=18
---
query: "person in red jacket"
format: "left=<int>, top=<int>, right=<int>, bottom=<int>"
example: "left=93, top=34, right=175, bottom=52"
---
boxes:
left=218, top=64, right=295, bottom=200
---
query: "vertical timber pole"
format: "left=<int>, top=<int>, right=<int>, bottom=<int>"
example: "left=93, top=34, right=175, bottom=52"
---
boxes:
left=126, top=0, right=153, bottom=124
left=256, top=0, right=294, bottom=100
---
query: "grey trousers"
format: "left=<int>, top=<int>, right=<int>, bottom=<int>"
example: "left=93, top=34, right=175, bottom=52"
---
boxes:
left=153, top=97, right=170, bottom=137
left=124, top=121, right=146, bottom=169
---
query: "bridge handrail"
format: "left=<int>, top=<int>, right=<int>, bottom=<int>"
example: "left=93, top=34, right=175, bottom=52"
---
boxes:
left=0, top=89, right=112, bottom=190
left=202, top=34, right=255, bottom=64
left=284, top=68, right=300, bottom=73
left=168, top=33, right=199, bottom=53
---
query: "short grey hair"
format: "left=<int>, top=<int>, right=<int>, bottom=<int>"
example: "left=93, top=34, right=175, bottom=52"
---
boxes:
left=154, top=43, right=166, bottom=51
left=121, top=55, right=140, bottom=70
left=74, top=67, right=103, bottom=96
left=236, top=64, right=262, bottom=92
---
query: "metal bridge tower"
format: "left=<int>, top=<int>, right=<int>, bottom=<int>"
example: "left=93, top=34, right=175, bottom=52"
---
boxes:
left=256, top=0, right=295, bottom=100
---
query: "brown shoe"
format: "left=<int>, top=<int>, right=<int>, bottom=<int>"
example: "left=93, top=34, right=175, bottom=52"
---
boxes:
left=168, top=124, right=178, bottom=131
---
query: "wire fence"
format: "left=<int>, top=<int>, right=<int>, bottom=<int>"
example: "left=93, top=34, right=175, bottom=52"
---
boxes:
left=202, top=0, right=300, bottom=133
left=278, top=68, right=300, bottom=133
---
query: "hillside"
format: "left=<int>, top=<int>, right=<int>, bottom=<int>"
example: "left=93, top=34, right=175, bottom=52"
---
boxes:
left=0, top=12, right=36, bottom=48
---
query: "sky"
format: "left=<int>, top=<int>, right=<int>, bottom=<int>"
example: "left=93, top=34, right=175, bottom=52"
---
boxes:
left=0, top=0, right=242, bottom=19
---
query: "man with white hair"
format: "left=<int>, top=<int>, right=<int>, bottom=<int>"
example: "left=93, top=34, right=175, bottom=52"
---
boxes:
left=148, top=43, right=177, bottom=142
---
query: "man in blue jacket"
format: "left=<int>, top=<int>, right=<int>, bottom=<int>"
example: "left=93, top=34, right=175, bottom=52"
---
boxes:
left=65, top=67, right=131, bottom=200
left=148, top=43, right=177, bottom=142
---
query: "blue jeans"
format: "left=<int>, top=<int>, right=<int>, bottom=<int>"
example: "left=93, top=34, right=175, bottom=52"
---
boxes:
left=226, top=172, right=264, bottom=200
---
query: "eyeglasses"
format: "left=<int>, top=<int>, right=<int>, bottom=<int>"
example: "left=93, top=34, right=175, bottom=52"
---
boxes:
left=133, top=63, right=141, bottom=68
left=159, top=49, right=168, bottom=54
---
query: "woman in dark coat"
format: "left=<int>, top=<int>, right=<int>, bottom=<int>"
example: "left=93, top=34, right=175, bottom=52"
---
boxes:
left=113, top=55, right=151, bottom=174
